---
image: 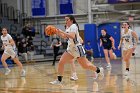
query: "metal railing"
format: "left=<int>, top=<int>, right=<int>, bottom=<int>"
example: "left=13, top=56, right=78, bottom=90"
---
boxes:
left=0, top=2, right=29, bottom=26
left=40, top=40, right=48, bottom=54
left=7, top=6, right=15, bottom=19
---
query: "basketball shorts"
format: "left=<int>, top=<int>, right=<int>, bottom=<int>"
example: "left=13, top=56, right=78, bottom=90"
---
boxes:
left=4, top=48, right=17, bottom=59
left=66, top=45, right=86, bottom=58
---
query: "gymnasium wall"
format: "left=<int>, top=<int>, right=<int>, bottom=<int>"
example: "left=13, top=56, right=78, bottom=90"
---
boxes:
left=2, top=0, right=88, bottom=17
left=74, top=0, right=88, bottom=14
left=1, top=0, right=18, bottom=10
left=84, top=24, right=99, bottom=58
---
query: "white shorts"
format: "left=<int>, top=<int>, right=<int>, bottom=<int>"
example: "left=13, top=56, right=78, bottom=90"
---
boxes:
left=4, top=48, right=17, bottom=59
left=66, top=45, right=86, bottom=58
left=122, top=45, right=133, bottom=51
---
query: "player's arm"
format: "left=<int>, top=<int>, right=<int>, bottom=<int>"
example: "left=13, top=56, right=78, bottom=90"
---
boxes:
left=118, top=38, right=123, bottom=50
left=56, top=29, right=67, bottom=39
left=56, top=29, right=75, bottom=39
left=100, top=39, right=102, bottom=47
left=132, top=31, right=139, bottom=45
left=109, top=36, right=115, bottom=49
left=9, top=39, right=15, bottom=46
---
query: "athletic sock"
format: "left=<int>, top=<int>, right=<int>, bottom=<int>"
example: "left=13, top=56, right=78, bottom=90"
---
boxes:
left=96, top=67, right=100, bottom=73
left=126, top=68, right=129, bottom=71
left=57, top=76, right=63, bottom=82
left=108, top=63, right=111, bottom=66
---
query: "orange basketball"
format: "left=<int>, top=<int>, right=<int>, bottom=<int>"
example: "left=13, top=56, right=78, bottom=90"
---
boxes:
left=45, top=25, right=57, bottom=36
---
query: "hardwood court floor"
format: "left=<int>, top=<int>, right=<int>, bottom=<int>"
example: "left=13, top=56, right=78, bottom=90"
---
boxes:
left=0, top=57, right=140, bottom=93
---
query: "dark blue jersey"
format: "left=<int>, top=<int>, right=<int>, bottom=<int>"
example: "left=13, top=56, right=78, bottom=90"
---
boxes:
left=100, top=34, right=112, bottom=48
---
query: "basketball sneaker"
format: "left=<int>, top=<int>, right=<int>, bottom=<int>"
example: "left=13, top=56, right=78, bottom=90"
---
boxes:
left=124, top=70, right=130, bottom=80
left=98, top=67, right=104, bottom=79
left=20, top=69, right=26, bottom=77
left=70, top=73, right=78, bottom=81
left=124, top=70, right=130, bottom=76
left=93, top=67, right=104, bottom=80
left=106, top=64, right=112, bottom=70
left=5, top=68, right=11, bottom=75
left=50, top=80, right=62, bottom=85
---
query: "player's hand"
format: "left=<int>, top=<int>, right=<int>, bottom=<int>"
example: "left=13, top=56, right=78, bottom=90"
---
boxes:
left=2, top=44, right=6, bottom=48
left=56, top=29, right=62, bottom=34
left=118, top=45, right=121, bottom=50
left=112, top=46, right=116, bottom=50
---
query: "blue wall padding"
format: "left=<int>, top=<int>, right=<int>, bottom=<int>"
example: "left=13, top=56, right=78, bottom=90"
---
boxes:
left=84, top=24, right=99, bottom=58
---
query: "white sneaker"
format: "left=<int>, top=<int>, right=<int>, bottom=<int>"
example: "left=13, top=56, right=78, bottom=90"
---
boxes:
left=124, top=70, right=130, bottom=80
left=106, top=65, right=111, bottom=68
left=124, top=70, right=130, bottom=76
left=93, top=67, right=104, bottom=80
left=70, top=75, right=78, bottom=81
left=98, top=67, right=104, bottom=80
left=106, top=65, right=112, bottom=70
left=50, top=80, right=62, bottom=85
left=93, top=72, right=98, bottom=80
left=5, top=69, right=11, bottom=75
left=20, top=70, right=26, bottom=77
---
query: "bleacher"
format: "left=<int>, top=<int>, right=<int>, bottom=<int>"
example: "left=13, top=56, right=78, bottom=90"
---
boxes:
left=0, top=1, right=66, bottom=63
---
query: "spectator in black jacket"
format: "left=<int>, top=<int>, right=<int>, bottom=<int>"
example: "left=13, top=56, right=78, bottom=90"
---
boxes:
left=18, top=38, right=28, bottom=62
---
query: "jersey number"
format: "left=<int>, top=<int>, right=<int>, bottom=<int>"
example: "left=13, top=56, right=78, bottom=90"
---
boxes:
left=125, top=38, right=129, bottom=42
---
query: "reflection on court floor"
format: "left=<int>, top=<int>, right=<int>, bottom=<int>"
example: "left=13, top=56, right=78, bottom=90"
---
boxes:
left=0, top=58, right=140, bottom=93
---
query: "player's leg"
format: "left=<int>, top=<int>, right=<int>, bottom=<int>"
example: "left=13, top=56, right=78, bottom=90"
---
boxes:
left=1, top=53, right=11, bottom=75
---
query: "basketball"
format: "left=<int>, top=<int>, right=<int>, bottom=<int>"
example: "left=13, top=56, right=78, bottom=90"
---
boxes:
left=45, top=25, right=57, bottom=36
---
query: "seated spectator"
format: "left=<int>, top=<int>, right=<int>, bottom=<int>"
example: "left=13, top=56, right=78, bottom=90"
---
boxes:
left=27, top=38, right=35, bottom=61
left=84, top=41, right=94, bottom=62
left=18, top=38, right=28, bottom=62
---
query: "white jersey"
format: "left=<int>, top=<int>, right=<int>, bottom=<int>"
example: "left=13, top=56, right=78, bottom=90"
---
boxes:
left=1, top=34, right=17, bottom=58
left=121, top=29, right=134, bottom=50
left=1, top=34, right=13, bottom=49
left=66, top=24, right=81, bottom=48
left=65, top=24, right=85, bottom=58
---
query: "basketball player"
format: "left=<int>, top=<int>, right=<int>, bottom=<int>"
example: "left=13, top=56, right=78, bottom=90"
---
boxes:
left=50, top=15, right=104, bottom=85
left=1, top=27, right=26, bottom=76
left=118, top=22, right=138, bottom=77
left=50, top=34, right=62, bottom=66
left=100, top=29, right=116, bottom=69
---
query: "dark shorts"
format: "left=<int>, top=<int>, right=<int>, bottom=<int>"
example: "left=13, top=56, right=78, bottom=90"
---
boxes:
left=103, top=46, right=112, bottom=50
